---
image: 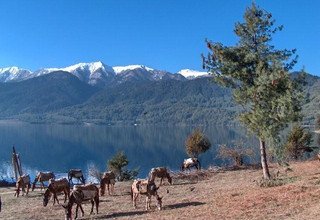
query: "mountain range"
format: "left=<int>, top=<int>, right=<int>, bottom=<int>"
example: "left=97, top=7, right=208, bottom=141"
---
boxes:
left=0, top=61, right=318, bottom=125
left=0, top=61, right=207, bottom=86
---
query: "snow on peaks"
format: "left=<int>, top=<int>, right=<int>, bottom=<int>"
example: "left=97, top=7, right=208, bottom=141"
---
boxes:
left=178, top=69, right=208, bottom=79
left=113, top=65, right=154, bottom=74
left=0, top=67, right=32, bottom=82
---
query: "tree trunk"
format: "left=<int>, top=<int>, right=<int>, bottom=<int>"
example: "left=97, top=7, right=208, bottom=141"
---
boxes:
left=259, top=138, right=271, bottom=179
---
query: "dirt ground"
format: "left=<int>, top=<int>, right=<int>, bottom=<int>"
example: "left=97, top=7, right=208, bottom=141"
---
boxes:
left=2, top=160, right=320, bottom=219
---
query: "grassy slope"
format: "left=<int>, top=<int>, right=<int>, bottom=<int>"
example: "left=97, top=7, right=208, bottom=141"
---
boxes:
left=2, top=160, right=320, bottom=219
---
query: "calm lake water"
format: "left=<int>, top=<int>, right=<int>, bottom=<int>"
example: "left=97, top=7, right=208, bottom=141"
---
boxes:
left=0, top=122, right=258, bottom=180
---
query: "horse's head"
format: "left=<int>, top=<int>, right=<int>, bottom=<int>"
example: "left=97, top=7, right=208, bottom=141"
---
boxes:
left=43, top=189, right=51, bottom=207
left=62, top=203, right=72, bottom=220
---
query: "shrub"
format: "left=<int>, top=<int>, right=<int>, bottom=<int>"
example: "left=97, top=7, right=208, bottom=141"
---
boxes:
left=217, top=143, right=254, bottom=166
left=284, top=125, right=314, bottom=160
left=185, top=128, right=211, bottom=158
left=107, top=151, right=138, bottom=181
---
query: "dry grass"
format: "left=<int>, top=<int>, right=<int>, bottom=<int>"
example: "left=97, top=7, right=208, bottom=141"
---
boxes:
left=2, top=160, right=320, bottom=219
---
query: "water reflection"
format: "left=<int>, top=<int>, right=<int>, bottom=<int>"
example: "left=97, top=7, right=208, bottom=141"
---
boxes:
left=0, top=122, right=258, bottom=178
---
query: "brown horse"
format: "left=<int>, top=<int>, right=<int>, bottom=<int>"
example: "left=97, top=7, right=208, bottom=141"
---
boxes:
left=62, top=184, right=99, bottom=220
left=100, top=171, right=116, bottom=196
left=181, top=158, right=201, bottom=171
left=15, top=174, right=31, bottom=197
left=131, top=179, right=162, bottom=211
left=68, top=169, right=85, bottom=185
left=32, top=171, right=55, bottom=191
left=148, top=167, right=172, bottom=185
left=43, top=178, right=70, bottom=207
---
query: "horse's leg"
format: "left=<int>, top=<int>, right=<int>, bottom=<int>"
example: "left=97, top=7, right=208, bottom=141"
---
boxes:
left=95, top=196, right=99, bottom=214
left=75, top=204, right=79, bottom=219
left=90, top=199, right=94, bottom=214
left=111, top=183, right=114, bottom=195
left=41, top=181, right=45, bottom=191
left=79, top=204, right=84, bottom=217
left=133, top=193, right=138, bottom=208
left=107, top=183, right=110, bottom=195
left=64, top=190, right=67, bottom=203
left=26, top=184, right=30, bottom=196
left=160, top=178, right=163, bottom=186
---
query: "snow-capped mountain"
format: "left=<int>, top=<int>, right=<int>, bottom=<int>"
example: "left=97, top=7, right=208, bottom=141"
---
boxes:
left=0, top=62, right=210, bottom=86
left=113, top=65, right=154, bottom=74
left=178, top=69, right=209, bottom=79
left=113, top=65, right=185, bottom=83
left=0, top=67, right=32, bottom=82
left=33, top=61, right=116, bottom=87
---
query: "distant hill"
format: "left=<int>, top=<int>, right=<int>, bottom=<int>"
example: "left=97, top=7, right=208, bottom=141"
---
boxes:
left=0, top=65, right=318, bottom=126
left=0, top=71, right=98, bottom=117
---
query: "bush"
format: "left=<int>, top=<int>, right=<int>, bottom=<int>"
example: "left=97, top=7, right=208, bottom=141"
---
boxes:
left=185, top=128, right=211, bottom=158
left=284, top=125, right=314, bottom=160
left=107, top=151, right=139, bottom=181
left=217, top=143, right=254, bottom=166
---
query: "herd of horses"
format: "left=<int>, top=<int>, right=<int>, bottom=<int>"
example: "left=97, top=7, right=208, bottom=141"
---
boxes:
left=11, top=157, right=201, bottom=219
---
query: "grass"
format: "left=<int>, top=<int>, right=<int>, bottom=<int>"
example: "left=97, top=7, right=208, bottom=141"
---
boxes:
left=2, top=160, right=320, bottom=219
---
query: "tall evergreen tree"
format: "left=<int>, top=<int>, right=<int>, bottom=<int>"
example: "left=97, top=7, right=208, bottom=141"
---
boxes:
left=202, top=3, right=304, bottom=179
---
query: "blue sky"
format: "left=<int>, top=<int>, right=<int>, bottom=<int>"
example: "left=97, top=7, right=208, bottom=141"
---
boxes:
left=0, top=0, right=319, bottom=74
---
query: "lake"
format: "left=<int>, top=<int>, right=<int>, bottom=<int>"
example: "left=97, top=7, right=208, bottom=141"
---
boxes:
left=0, top=121, right=258, bottom=181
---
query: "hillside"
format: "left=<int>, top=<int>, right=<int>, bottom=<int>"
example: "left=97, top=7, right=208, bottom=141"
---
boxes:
left=0, top=72, right=98, bottom=117
left=0, top=69, right=318, bottom=125
left=1, top=160, right=320, bottom=219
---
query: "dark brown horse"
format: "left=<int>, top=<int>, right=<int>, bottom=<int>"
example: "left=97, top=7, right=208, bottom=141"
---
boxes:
left=43, top=178, right=70, bottom=207
left=100, top=171, right=116, bottom=196
left=32, top=171, right=55, bottom=191
left=62, top=184, right=99, bottom=220
left=148, top=167, right=172, bottom=185
left=68, top=169, right=85, bottom=185
left=181, top=158, right=201, bottom=171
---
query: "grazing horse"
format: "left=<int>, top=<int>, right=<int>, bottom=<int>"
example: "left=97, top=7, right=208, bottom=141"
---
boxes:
left=15, top=174, right=31, bottom=197
left=100, top=171, right=116, bottom=196
left=148, top=167, right=172, bottom=185
left=68, top=169, right=85, bottom=185
left=131, top=179, right=162, bottom=211
left=43, top=178, right=70, bottom=207
left=181, top=158, right=201, bottom=171
left=32, top=171, right=55, bottom=191
left=62, top=184, right=99, bottom=220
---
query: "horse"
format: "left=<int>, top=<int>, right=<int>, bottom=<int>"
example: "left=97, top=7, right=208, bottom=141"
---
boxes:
left=181, top=158, right=201, bottom=171
left=14, top=174, right=31, bottom=197
left=62, top=184, right=99, bottom=220
left=68, top=169, right=85, bottom=185
left=148, top=167, right=172, bottom=185
left=131, top=179, right=162, bottom=211
left=100, top=171, right=116, bottom=196
left=32, top=171, right=55, bottom=191
left=43, top=178, right=70, bottom=207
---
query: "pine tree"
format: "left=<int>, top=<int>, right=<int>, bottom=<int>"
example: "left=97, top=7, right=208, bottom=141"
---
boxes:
left=203, top=3, right=304, bottom=179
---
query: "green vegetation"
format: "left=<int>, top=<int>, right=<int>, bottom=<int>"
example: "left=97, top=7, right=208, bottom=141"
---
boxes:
left=203, top=3, right=304, bottom=179
left=185, top=128, right=211, bottom=158
left=107, top=151, right=138, bottom=181
left=284, top=125, right=314, bottom=160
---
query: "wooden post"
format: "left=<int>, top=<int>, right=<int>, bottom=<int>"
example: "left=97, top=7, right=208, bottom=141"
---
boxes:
left=12, top=146, right=23, bottom=181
